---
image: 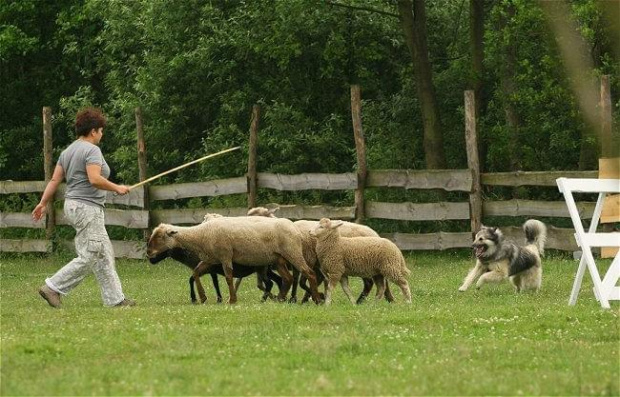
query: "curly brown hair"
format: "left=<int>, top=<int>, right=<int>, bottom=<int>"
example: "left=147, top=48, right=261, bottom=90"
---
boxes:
left=75, top=107, right=106, bottom=137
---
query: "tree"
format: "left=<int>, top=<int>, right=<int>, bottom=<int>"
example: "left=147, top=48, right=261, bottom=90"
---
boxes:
left=469, top=0, right=486, bottom=169
left=397, top=0, right=446, bottom=169
left=499, top=1, right=523, bottom=175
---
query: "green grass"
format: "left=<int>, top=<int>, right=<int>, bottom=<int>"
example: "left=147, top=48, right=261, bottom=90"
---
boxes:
left=1, top=251, right=618, bottom=396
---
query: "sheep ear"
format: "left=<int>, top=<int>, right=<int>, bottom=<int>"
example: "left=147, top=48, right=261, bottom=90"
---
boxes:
left=167, top=229, right=178, bottom=236
left=269, top=207, right=279, bottom=215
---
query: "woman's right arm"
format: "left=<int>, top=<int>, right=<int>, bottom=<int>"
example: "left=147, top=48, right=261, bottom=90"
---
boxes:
left=86, top=164, right=130, bottom=195
left=32, top=165, right=64, bottom=221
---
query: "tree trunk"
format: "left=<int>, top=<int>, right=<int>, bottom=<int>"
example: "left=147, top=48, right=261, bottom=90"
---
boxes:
left=470, top=0, right=486, bottom=171
left=499, top=3, right=524, bottom=198
left=397, top=0, right=446, bottom=169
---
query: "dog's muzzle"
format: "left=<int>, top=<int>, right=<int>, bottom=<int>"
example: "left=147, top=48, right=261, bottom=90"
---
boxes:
left=472, top=244, right=486, bottom=258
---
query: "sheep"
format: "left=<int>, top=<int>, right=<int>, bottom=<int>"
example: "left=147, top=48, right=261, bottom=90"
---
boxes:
left=149, top=212, right=281, bottom=303
left=246, top=206, right=394, bottom=304
left=148, top=247, right=282, bottom=303
left=293, top=219, right=394, bottom=304
left=311, top=218, right=412, bottom=305
left=243, top=206, right=306, bottom=302
left=246, top=206, right=279, bottom=217
left=146, top=216, right=322, bottom=304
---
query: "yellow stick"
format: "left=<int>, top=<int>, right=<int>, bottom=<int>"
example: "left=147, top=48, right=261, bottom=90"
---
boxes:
left=128, top=146, right=241, bottom=190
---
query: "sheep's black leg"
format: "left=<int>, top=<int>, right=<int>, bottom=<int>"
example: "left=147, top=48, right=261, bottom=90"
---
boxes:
left=288, top=263, right=320, bottom=304
left=356, top=278, right=374, bottom=304
left=267, top=269, right=283, bottom=290
left=189, top=275, right=197, bottom=304
left=257, top=269, right=275, bottom=302
left=289, top=268, right=300, bottom=303
left=255, top=272, right=266, bottom=292
left=300, top=269, right=325, bottom=304
left=211, top=273, right=222, bottom=303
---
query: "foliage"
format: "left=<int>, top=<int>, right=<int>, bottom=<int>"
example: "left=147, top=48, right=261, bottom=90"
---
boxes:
left=1, top=252, right=618, bottom=395
left=0, top=0, right=618, bottom=216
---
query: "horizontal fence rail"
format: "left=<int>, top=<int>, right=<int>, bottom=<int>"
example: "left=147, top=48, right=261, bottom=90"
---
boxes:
left=151, top=207, right=249, bottom=225
left=381, top=232, right=472, bottom=251
left=150, top=177, right=247, bottom=201
left=0, top=212, right=46, bottom=228
left=1, top=239, right=52, bottom=253
left=0, top=181, right=47, bottom=194
left=366, top=202, right=470, bottom=221
left=367, top=169, right=473, bottom=191
left=257, top=172, right=357, bottom=191
left=483, top=200, right=596, bottom=219
left=481, top=171, right=598, bottom=186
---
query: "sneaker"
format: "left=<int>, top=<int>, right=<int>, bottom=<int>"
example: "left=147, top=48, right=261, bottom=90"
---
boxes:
left=39, top=285, right=61, bottom=308
left=114, top=298, right=136, bottom=307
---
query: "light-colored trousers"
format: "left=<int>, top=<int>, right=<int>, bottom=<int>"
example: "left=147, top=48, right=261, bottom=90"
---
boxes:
left=45, top=199, right=125, bottom=306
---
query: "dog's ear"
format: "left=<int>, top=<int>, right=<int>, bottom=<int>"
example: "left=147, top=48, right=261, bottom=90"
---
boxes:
left=492, top=227, right=503, bottom=241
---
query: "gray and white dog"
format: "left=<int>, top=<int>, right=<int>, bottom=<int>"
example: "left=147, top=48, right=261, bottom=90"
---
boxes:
left=459, top=219, right=547, bottom=293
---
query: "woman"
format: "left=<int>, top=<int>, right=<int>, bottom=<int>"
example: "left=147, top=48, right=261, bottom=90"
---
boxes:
left=32, top=107, right=135, bottom=308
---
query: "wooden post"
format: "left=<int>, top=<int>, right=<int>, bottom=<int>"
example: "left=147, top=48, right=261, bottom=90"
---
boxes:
left=351, top=85, right=367, bottom=223
left=465, top=90, right=482, bottom=238
left=135, top=107, right=150, bottom=240
left=600, top=75, right=614, bottom=158
left=42, top=107, right=55, bottom=241
left=247, top=105, right=260, bottom=209
left=599, top=157, right=619, bottom=258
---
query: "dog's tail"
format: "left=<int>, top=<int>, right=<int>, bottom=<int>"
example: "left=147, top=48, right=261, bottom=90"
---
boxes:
left=523, top=219, right=547, bottom=256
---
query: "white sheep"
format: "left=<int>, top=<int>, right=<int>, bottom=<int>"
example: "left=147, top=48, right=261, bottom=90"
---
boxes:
left=202, top=212, right=224, bottom=222
left=311, top=218, right=412, bottom=305
left=246, top=206, right=279, bottom=217
left=293, top=219, right=395, bottom=303
left=146, top=216, right=322, bottom=304
left=246, top=207, right=393, bottom=303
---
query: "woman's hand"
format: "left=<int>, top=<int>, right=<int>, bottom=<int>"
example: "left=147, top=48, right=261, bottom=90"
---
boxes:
left=115, top=185, right=130, bottom=195
left=32, top=203, right=47, bottom=221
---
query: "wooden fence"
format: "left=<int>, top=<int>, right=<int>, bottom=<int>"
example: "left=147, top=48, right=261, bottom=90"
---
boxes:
left=0, top=86, right=608, bottom=259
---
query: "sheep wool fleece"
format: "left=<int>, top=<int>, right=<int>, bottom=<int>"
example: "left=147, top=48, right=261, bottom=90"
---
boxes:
left=45, top=199, right=125, bottom=306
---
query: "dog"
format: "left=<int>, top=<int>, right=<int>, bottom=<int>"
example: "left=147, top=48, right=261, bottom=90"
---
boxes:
left=458, top=219, right=547, bottom=293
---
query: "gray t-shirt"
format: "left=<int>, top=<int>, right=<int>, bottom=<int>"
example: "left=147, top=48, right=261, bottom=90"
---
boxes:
left=57, top=140, right=110, bottom=208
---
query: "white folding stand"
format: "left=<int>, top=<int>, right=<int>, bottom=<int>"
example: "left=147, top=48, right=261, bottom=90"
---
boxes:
left=557, top=178, right=620, bottom=309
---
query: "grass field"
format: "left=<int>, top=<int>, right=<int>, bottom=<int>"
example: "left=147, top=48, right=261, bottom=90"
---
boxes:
left=1, top=251, right=618, bottom=396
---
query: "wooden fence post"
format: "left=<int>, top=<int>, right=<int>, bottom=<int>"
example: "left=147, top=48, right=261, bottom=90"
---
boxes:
left=247, top=104, right=260, bottom=209
left=600, top=75, right=614, bottom=158
left=465, top=90, right=482, bottom=237
left=42, top=107, right=55, bottom=241
left=135, top=107, right=150, bottom=240
left=351, top=85, right=367, bottom=224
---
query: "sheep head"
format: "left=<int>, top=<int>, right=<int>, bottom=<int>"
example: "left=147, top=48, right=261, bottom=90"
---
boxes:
left=146, top=223, right=178, bottom=258
left=203, top=213, right=224, bottom=223
left=310, top=218, right=343, bottom=238
left=247, top=206, right=279, bottom=217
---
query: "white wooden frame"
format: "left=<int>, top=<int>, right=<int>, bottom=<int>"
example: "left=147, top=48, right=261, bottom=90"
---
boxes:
left=557, top=178, right=620, bottom=309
